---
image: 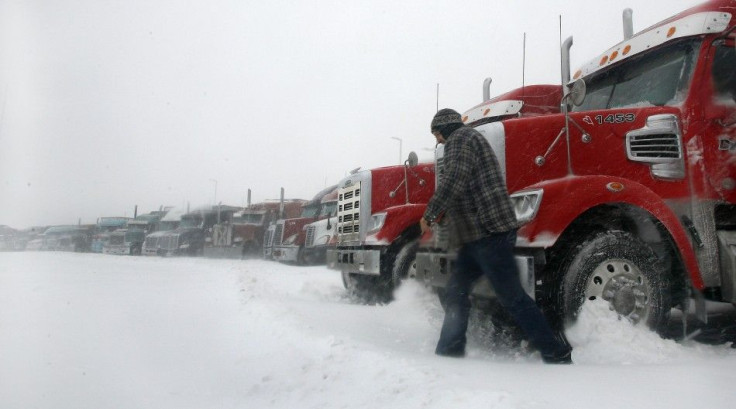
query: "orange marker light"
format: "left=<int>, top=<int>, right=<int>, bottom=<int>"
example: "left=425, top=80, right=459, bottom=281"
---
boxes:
left=606, top=182, right=625, bottom=192
left=610, top=50, right=619, bottom=61
left=623, top=45, right=631, bottom=55
left=483, top=108, right=490, bottom=116
left=667, top=27, right=676, bottom=37
left=599, top=55, right=609, bottom=66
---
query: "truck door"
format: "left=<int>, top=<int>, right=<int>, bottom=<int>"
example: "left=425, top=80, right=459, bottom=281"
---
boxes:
left=701, top=36, right=736, bottom=203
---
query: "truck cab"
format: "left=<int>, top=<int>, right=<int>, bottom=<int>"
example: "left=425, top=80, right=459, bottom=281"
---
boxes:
left=272, top=186, right=338, bottom=265
left=417, top=0, right=736, bottom=334
left=229, top=199, right=305, bottom=258
left=91, top=217, right=130, bottom=253
left=300, top=192, right=340, bottom=265
left=155, top=207, right=223, bottom=256
left=327, top=154, right=435, bottom=302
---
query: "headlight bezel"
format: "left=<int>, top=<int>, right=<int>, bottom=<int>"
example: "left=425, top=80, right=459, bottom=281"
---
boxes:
left=282, top=233, right=298, bottom=245
left=367, top=212, right=387, bottom=235
left=510, top=189, right=544, bottom=224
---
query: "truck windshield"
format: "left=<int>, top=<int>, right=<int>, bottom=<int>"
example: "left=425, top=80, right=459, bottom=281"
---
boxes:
left=574, top=39, right=699, bottom=111
left=301, top=205, right=319, bottom=218
left=234, top=213, right=263, bottom=224
left=179, top=218, right=200, bottom=228
left=125, top=231, right=144, bottom=241
left=321, top=202, right=337, bottom=218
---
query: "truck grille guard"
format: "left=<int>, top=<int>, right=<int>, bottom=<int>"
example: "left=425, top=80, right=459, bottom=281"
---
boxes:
left=336, top=181, right=363, bottom=244
left=159, top=234, right=179, bottom=251
left=305, top=225, right=316, bottom=247
left=273, top=222, right=284, bottom=246
left=144, top=235, right=159, bottom=249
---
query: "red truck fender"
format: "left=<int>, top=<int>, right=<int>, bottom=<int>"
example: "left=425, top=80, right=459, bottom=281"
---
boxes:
left=517, top=175, right=704, bottom=289
left=367, top=204, right=427, bottom=244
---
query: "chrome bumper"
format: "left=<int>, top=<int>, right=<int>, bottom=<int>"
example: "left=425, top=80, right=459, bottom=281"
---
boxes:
left=103, top=245, right=131, bottom=255
left=272, top=245, right=300, bottom=262
left=326, top=248, right=382, bottom=275
left=415, top=251, right=536, bottom=299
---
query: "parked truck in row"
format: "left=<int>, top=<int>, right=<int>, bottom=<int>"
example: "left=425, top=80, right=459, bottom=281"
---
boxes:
left=327, top=155, right=436, bottom=302
left=411, top=0, right=736, bottom=335
left=104, top=210, right=168, bottom=255
left=301, top=208, right=339, bottom=265
left=272, top=185, right=338, bottom=265
left=206, top=190, right=305, bottom=259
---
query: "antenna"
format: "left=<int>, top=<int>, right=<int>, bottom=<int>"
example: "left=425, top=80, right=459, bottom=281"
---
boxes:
left=436, top=83, right=439, bottom=112
left=522, top=33, right=527, bottom=96
left=559, top=15, right=563, bottom=87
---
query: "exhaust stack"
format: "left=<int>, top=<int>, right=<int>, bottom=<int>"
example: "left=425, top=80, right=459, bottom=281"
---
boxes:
left=623, top=8, right=634, bottom=40
left=482, top=77, right=493, bottom=102
left=560, top=36, right=574, bottom=96
left=279, top=187, right=285, bottom=218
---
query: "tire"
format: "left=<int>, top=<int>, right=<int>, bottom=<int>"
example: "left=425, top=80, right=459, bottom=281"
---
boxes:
left=297, top=246, right=313, bottom=265
left=558, top=230, right=671, bottom=332
left=342, top=240, right=419, bottom=304
left=341, top=271, right=392, bottom=304
left=391, top=240, right=419, bottom=288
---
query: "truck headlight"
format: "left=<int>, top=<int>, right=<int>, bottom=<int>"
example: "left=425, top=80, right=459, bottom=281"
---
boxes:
left=283, top=234, right=298, bottom=245
left=510, top=189, right=543, bottom=224
left=315, top=234, right=330, bottom=246
left=367, top=212, right=386, bottom=234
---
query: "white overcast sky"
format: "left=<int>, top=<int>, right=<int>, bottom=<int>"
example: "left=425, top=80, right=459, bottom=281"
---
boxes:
left=0, top=0, right=698, bottom=229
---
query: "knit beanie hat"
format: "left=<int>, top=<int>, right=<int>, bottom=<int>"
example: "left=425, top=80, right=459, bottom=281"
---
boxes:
left=431, top=108, right=463, bottom=132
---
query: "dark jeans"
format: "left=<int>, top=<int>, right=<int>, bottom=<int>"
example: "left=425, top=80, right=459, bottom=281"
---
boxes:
left=436, top=230, right=567, bottom=358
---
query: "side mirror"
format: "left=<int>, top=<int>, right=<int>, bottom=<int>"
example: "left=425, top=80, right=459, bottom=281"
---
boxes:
left=568, top=79, right=587, bottom=106
left=406, top=151, right=419, bottom=167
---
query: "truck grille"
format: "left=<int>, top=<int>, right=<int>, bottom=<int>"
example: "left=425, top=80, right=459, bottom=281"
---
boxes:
left=273, top=222, right=284, bottom=245
left=144, top=236, right=159, bottom=249
left=264, top=228, right=273, bottom=247
left=305, top=225, right=316, bottom=247
left=159, top=235, right=179, bottom=251
left=337, top=181, right=362, bottom=243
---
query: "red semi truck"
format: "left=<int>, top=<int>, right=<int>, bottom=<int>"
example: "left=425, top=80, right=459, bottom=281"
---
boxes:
left=234, top=199, right=305, bottom=257
left=415, top=0, right=736, bottom=334
left=327, top=154, right=436, bottom=302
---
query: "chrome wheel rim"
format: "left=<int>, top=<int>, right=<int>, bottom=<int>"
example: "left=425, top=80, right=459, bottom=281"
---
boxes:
left=585, top=258, right=651, bottom=324
left=406, top=257, right=418, bottom=279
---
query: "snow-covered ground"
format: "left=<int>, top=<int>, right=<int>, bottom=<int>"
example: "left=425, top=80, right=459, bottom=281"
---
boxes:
left=1, top=252, right=735, bottom=409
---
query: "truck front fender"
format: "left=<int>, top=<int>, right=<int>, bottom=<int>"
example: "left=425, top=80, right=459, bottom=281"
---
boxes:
left=518, top=175, right=703, bottom=289
left=367, top=204, right=427, bottom=245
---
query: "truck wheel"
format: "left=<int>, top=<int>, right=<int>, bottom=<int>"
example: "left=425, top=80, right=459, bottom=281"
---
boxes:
left=558, top=230, right=670, bottom=332
left=392, top=240, right=419, bottom=287
left=297, top=247, right=314, bottom=265
left=342, top=240, right=419, bottom=304
left=342, top=272, right=391, bottom=304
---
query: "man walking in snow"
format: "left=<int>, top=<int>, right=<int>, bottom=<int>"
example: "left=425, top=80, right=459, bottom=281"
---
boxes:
left=420, top=108, right=572, bottom=364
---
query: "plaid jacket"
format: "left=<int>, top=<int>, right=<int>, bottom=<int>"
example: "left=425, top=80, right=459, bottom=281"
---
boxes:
left=424, top=125, right=519, bottom=244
